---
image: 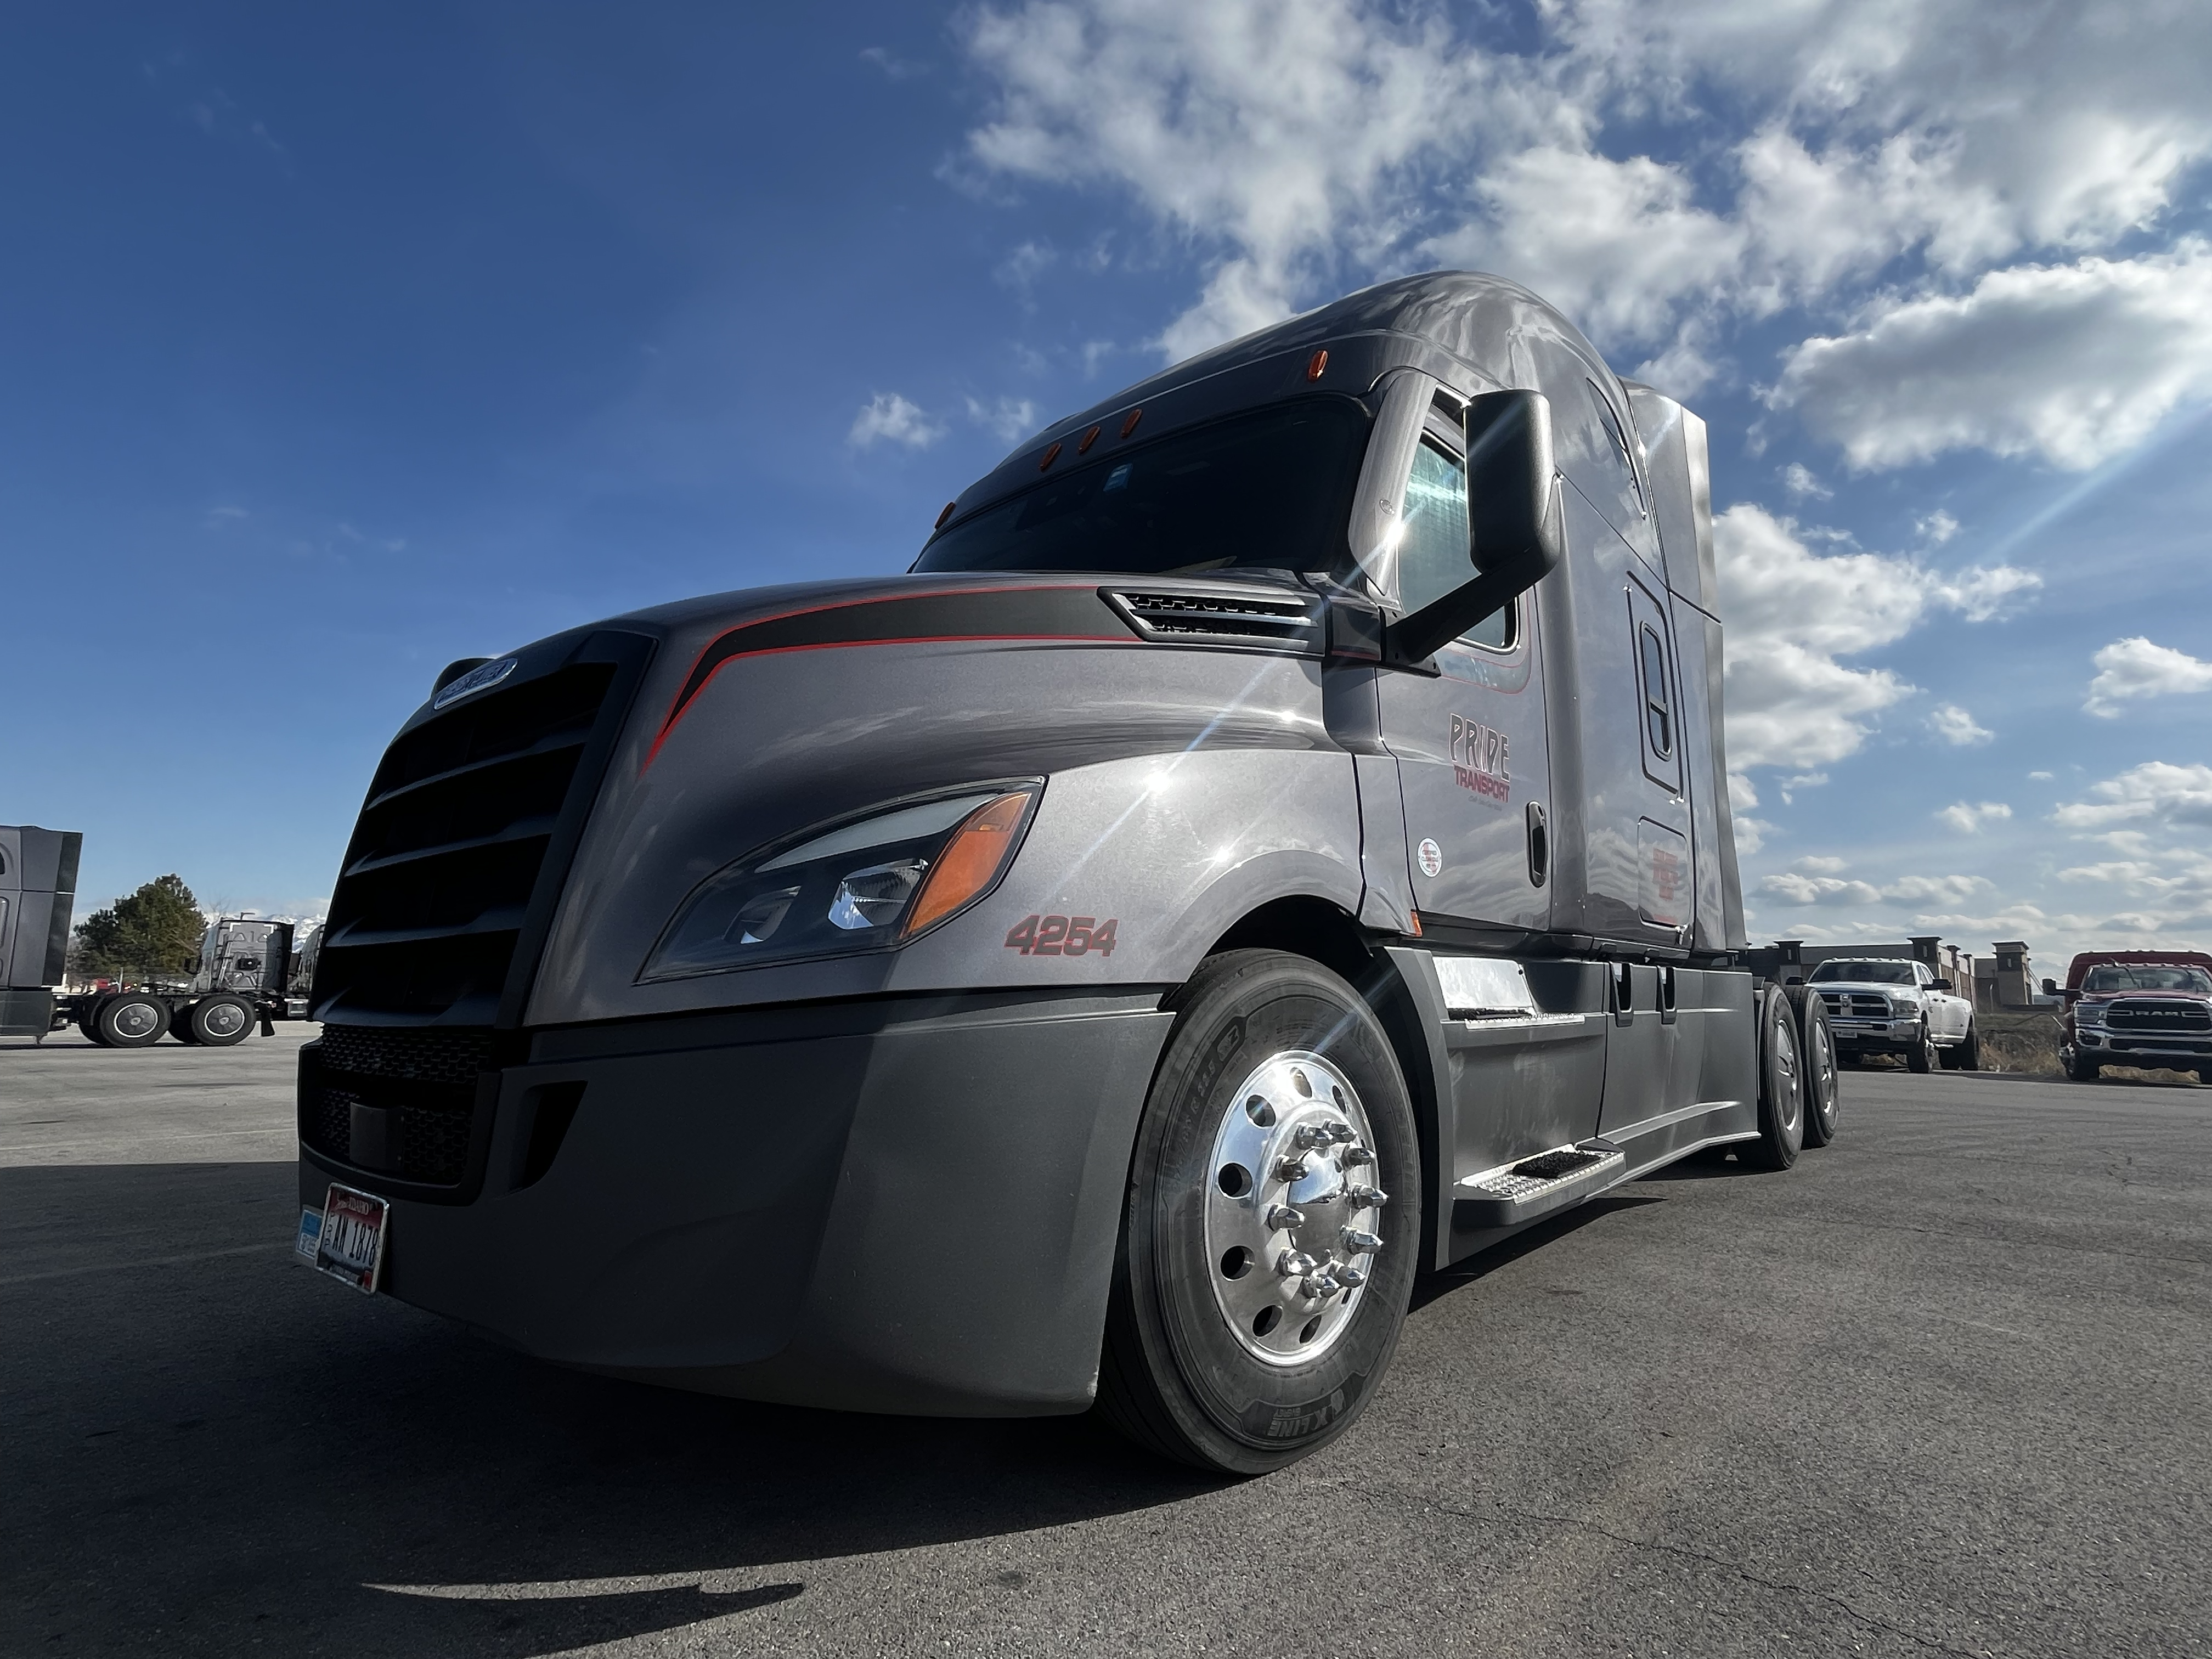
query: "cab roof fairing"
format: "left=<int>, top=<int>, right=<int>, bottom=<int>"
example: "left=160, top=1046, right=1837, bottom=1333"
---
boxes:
left=935, top=270, right=1647, bottom=538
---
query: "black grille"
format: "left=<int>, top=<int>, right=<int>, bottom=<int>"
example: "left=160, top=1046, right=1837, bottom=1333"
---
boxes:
left=318, top=1024, right=495, bottom=1085
left=1820, top=992, right=1891, bottom=1020
left=1105, top=588, right=1321, bottom=651
left=300, top=1025, right=496, bottom=1189
left=2107, top=999, right=2212, bottom=1033
left=313, top=639, right=647, bottom=1026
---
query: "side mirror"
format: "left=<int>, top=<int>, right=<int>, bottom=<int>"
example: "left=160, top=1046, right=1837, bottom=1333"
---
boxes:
left=1929, top=978, right=1953, bottom=991
left=1387, top=389, right=1565, bottom=665
left=2040, top=977, right=2058, bottom=996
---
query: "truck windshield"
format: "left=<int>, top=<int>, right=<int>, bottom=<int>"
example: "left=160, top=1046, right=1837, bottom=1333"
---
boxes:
left=2083, top=964, right=2212, bottom=994
left=1809, top=961, right=1915, bottom=985
left=914, top=399, right=1369, bottom=577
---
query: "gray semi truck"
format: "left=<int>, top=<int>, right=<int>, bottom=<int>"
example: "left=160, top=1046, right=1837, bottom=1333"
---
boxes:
left=294, top=271, right=1839, bottom=1474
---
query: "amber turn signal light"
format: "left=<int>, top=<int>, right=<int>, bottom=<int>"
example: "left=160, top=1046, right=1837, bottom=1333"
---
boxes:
left=902, top=790, right=1035, bottom=937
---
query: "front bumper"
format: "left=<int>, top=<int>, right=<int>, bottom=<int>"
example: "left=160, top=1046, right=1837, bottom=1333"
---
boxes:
left=2073, top=1028, right=2211, bottom=1064
left=298, top=992, right=1175, bottom=1416
left=1826, top=1016, right=1919, bottom=1054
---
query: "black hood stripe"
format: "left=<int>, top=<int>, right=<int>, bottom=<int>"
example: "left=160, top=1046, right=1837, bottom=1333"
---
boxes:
left=646, top=585, right=1135, bottom=766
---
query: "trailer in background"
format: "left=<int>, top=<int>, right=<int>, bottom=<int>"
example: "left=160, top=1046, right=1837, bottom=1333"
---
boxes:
left=0, top=826, right=81, bottom=1039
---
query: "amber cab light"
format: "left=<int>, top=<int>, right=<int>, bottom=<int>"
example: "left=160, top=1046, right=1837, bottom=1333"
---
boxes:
left=1119, top=407, right=1143, bottom=438
left=1078, top=424, right=1102, bottom=454
left=1306, top=348, right=1329, bottom=381
left=902, top=791, right=1035, bottom=936
left=1038, top=441, right=1062, bottom=472
left=934, top=500, right=957, bottom=529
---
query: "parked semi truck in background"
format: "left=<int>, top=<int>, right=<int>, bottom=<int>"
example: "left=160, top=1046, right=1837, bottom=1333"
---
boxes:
left=293, top=271, right=1840, bottom=1474
left=1, top=823, right=312, bottom=1048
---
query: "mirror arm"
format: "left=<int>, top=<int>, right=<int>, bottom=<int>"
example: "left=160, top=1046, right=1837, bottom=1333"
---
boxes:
left=1384, top=568, right=1523, bottom=668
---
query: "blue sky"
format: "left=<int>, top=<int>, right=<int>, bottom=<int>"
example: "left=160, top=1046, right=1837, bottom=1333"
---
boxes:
left=7, top=2, right=2210, bottom=972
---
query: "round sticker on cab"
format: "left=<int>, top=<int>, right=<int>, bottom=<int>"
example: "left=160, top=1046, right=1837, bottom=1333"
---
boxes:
left=1417, top=838, right=1443, bottom=878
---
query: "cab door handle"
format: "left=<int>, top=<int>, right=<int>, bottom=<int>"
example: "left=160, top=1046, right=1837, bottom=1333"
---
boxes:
left=1525, top=801, right=1548, bottom=889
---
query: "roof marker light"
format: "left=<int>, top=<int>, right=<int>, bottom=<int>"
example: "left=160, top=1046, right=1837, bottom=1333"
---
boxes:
left=1078, top=424, right=1101, bottom=454
left=1307, top=348, right=1329, bottom=381
left=934, top=501, right=957, bottom=530
left=1120, top=407, right=1143, bottom=438
left=1038, top=442, right=1062, bottom=472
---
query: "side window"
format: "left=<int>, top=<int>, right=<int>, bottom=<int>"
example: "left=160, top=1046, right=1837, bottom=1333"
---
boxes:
left=1396, top=430, right=1516, bottom=650
left=1638, top=625, right=1672, bottom=758
left=1627, top=578, right=1681, bottom=793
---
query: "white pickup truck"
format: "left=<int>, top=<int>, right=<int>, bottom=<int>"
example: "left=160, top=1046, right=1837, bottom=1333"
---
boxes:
left=1807, top=957, right=1978, bottom=1071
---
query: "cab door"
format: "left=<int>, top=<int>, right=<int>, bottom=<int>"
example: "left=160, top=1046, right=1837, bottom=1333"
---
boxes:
left=1373, top=390, right=1551, bottom=936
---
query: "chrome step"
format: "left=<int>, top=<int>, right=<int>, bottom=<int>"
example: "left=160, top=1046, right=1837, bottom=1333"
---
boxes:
left=1453, top=1139, right=1626, bottom=1228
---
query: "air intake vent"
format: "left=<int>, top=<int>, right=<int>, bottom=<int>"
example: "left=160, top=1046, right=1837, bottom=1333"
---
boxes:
left=312, top=631, right=653, bottom=1027
left=1103, top=588, right=1322, bottom=653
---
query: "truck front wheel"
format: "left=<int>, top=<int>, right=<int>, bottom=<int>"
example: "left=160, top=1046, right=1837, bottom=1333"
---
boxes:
left=94, top=994, right=170, bottom=1048
left=1905, top=1021, right=1934, bottom=1074
left=1738, top=988, right=1804, bottom=1171
left=1096, top=949, right=1420, bottom=1475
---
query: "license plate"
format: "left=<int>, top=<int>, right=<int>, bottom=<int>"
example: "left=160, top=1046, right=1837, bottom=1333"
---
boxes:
left=308, top=1183, right=390, bottom=1294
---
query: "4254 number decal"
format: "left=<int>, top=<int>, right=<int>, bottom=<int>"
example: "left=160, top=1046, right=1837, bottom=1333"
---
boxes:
left=1005, top=915, right=1119, bottom=957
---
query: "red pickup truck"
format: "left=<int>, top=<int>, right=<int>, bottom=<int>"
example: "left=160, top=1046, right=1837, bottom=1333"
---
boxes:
left=2051, top=951, right=2212, bottom=1082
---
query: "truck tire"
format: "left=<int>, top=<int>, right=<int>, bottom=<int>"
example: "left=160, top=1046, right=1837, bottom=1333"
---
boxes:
left=187, top=995, right=255, bottom=1047
left=1798, top=993, right=1841, bottom=1148
left=2067, top=1052, right=2101, bottom=1082
left=76, top=1006, right=108, bottom=1046
left=1096, top=949, right=1420, bottom=1476
left=1738, top=986, right=1804, bottom=1171
left=1955, top=1020, right=1980, bottom=1071
left=95, top=994, right=171, bottom=1048
left=1905, top=1020, right=1933, bottom=1074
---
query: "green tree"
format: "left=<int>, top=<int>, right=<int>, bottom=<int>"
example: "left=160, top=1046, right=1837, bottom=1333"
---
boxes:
left=71, top=875, right=206, bottom=985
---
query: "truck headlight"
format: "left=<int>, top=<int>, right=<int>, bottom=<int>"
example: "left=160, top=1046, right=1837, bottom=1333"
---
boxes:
left=2075, top=1002, right=2104, bottom=1026
left=641, top=786, right=1040, bottom=980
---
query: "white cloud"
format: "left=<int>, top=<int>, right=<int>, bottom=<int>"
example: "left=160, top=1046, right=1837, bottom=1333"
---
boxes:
left=1712, top=504, right=2037, bottom=771
left=1794, top=856, right=1846, bottom=873
left=965, top=394, right=1041, bottom=443
left=1915, top=509, right=1959, bottom=545
left=1774, top=244, right=2212, bottom=471
left=1733, top=816, right=1773, bottom=855
left=2052, top=762, right=2212, bottom=832
left=1757, top=866, right=1993, bottom=907
left=1728, top=772, right=1759, bottom=812
left=1937, top=800, right=2012, bottom=834
left=1780, top=462, right=1829, bottom=501
left=1928, top=703, right=1991, bottom=746
left=1762, top=871, right=1881, bottom=906
left=2029, top=770, right=2054, bottom=781
left=848, top=392, right=945, bottom=450
left=2084, top=637, right=2212, bottom=718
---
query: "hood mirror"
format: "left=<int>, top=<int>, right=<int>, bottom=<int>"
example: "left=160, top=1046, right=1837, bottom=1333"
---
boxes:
left=1387, top=388, right=1565, bottom=667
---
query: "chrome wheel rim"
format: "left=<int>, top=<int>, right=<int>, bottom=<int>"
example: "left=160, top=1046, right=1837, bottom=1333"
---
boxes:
left=112, top=1001, right=160, bottom=1039
left=1775, top=1016, right=1802, bottom=1134
left=1810, top=1020, right=1836, bottom=1119
left=201, top=1001, right=247, bottom=1038
left=1203, top=1048, right=1386, bottom=1366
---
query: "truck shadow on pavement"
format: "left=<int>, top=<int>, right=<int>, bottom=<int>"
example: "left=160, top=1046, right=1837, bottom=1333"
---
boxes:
left=0, top=1160, right=1216, bottom=1657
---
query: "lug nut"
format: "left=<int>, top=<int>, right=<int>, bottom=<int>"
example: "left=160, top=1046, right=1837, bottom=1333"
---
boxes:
left=1344, top=1184, right=1390, bottom=1209
left=1265, top=1204, right=1306, bottom=1232
left=1273, top=1156, right=1311, bottom=1183
left=1334, top=1265, right=1368, bottom=1290
left=1292, top=1124, right=1335, bottom=1150
left=1340, top=1145, right=1375, bottom=1170
left=1341, top=1228, right=1384, bottom=1253
left=1301, top=1271, right=1339, bottom=1299
left=1277, top=1250, right=1318, bottom=1278
left=1327, top=1122, right=1358, bottom=1143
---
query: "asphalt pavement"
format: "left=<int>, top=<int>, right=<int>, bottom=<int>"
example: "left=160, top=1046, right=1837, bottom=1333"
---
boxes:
left=2, top=1029, right=2206, bottom=1657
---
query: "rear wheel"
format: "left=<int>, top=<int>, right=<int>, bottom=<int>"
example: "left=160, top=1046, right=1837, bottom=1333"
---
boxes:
left=95, top=994, right=170, bottom=1048
left=1798, top=994, right=1840, bottom=1148
left=1905, top=1021, right=1934, bottom=1074
left=1738, top=987, right=1804, bottom=1171
left=1956, top=1020, right=1980, bottom=1071
left=187, top=995, right=254, bottom=1047
left=1096, top=950, right=1420, bottom=1475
